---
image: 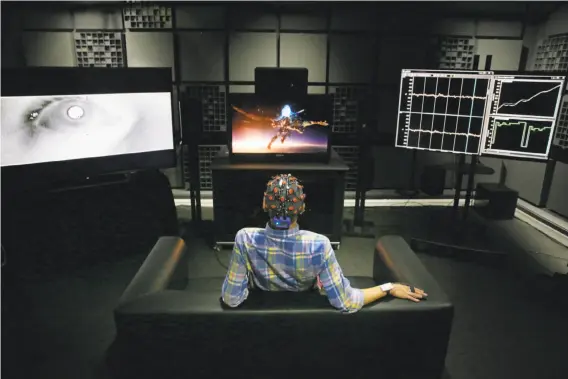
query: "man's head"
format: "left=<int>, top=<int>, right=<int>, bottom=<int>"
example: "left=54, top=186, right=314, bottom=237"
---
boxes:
left=263, top=174, right=306, bottom=229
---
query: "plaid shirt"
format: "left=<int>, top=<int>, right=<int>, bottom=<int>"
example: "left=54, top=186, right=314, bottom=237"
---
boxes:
left=221, top=224, right=364, bottom=313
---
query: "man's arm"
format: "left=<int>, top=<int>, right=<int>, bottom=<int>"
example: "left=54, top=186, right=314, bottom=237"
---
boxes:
left=318, top=241, right=419, bottom=312
left=221, top=234, right=250, bottom=307
left=317, top=242, right=366, bottom=313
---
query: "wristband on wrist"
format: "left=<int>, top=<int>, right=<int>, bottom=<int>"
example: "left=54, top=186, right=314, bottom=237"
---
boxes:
left=379, top=282, right=394, bottom=294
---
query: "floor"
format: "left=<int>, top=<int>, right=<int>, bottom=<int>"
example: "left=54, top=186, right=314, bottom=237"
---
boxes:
left=3, top=206, right=568, bottom=379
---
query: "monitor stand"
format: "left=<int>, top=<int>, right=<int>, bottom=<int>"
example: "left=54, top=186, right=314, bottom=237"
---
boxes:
left=410, top=155, right=507, bottom=265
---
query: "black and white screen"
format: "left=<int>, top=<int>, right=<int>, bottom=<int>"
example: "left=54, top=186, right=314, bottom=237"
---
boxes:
left=1, top=92, right=174, bottom=167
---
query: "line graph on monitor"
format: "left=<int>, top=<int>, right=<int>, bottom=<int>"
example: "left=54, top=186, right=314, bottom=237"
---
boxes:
left=483, top=117, right=554, bottom=158
left=397, top=71, right=491, bottom=154
left=492, top=79, right=563, bottom=118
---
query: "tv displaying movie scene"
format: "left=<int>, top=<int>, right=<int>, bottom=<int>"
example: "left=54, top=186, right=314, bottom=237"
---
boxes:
left=1, top=92, right=174, bottom=167
left=230, top=95, right=330, bottom=155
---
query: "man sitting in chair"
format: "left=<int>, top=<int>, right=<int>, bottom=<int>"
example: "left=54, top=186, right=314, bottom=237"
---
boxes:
left=221, top=173, right=427, bottom=313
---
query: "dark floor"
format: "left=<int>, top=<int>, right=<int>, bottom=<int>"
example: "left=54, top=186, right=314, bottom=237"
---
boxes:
left=3, top=207, right=568, bottom=379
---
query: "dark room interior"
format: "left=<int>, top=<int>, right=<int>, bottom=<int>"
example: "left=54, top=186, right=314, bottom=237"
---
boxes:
left=1, top=1, right=568, bottom=379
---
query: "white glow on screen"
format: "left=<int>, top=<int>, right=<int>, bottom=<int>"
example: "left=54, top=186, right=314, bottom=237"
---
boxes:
left=0, top=92, right=174, bottom=167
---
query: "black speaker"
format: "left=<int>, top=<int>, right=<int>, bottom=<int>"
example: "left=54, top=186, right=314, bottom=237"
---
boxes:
left=474, top=183, right=518, bottom=220
left=420, top=165, right=446, bottom=196
left=255, top=67, right=308, bottom=99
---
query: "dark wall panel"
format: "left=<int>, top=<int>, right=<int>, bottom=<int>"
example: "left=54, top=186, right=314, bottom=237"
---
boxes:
left=175, top=5, right=226, bottom=29
left=330, top=5, right=377, bottom=31
left=229, top=32, right=277, bottom=81
left=22, top=8, right=74, bottom=29
left=125, top=32, right=175, bottom=79
left=22, top=32, right=75, bottom=67
left=377, top=36, right=433, bottom=85
left=280, top=14, right=326, bottom=30
left=546, top=162, right=568, bottom=218
left=279, top=33, right=327, bottom=82
left=229, top=9, right=277, bottom=30
left=178, top=32, right=225, bottom=82
left=329, top=35, right=375, bottom=83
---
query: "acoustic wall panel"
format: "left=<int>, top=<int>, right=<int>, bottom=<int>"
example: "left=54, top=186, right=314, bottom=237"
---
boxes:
left=229, top=33, right=277, bottom=81
left=178, top=32, right=225, bottom=82
left=279, top=34, right=327, bottom=83
left=534, top=34, right=568, bottom=72
left=198, top=145, right=224, bottom=190
left=175, top=5, right=226, bottom=29
left=330, top=86, right=366, bottom=134
left=125, top=32, right=174, bottom=78
left=23, top=32, right=75, bottom=67
left=186, top=85, right=227, bottom=132
left=123, top=4, right=172, bottom=29
left=436, top=36, right=475, bottom=70
left=333, top=146, right=359, bottom=190
left=74, top=32, right=124, bottom=68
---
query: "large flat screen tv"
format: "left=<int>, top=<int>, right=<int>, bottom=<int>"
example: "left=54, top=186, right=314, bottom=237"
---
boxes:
left=228, top=94, right=332, bottom=162
left=1, top=67, right=176, bottom=189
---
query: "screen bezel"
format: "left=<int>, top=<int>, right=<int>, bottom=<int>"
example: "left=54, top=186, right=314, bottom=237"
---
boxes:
left=227, top=93, right=332, bottom=163
left=0, top=67, right=177, bottom=189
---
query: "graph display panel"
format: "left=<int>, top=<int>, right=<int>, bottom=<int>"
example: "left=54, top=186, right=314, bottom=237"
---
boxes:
left=481, top=74, right=565, bottom=160
left=396, top=70, right=566, bottom=161
left=396, top=70, right=493, bottom=154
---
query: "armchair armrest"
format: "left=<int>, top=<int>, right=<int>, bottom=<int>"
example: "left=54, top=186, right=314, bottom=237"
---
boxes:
left=118, top=237, right=188, bottom=306
left=373, top=235, right=451, bottom=304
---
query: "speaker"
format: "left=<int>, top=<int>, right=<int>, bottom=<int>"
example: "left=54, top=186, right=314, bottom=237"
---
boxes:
left=255, top=67, right=308, bottom=99
left=420, top=165, right=446, bottom=196
left=474, top=182, right=518, bottom=220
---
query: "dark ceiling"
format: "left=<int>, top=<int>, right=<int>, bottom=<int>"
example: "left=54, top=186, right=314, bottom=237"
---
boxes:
left=1, top=1, right=563, bottom=24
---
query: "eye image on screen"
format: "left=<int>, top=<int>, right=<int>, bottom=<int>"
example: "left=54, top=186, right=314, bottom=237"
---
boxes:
left=231, top=97, right=329, bottom=154
left=1, top=92, right=174, bottom=167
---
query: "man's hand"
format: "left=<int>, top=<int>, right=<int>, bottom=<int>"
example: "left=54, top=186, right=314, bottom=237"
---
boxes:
left=389, top=283, right=428, bottom=302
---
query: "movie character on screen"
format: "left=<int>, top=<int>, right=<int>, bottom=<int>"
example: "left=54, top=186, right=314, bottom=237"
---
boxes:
left=221, top=173, right=428, bottom=313
left=231, top=104, right=328, bottom=151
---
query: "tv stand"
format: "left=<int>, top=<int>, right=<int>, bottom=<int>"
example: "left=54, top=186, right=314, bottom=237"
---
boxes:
left=210, top=146, right=349, bottom=250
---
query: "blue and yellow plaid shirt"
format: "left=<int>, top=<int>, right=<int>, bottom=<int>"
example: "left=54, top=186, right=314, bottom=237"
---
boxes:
left=221, top=224, right=364, bottom=313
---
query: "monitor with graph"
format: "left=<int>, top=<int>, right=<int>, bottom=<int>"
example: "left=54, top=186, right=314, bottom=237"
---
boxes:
left=396, top=69, right=566, bottom=160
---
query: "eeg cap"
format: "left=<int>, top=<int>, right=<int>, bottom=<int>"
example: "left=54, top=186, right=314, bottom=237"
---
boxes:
left=263, top=174, right=306, bottom=219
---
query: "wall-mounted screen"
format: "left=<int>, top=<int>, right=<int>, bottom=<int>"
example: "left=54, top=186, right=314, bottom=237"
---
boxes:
left=396, top=69, right=566, bottom=161
left=1, top=92, right=173, bottom=167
